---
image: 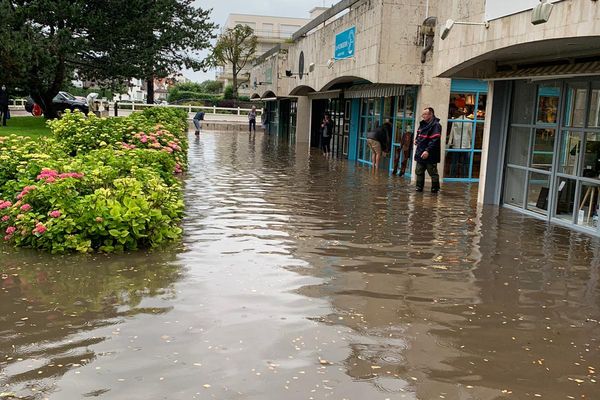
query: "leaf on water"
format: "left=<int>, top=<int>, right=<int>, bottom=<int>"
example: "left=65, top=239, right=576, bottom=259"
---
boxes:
left=203, top=384, right=211, bottom=388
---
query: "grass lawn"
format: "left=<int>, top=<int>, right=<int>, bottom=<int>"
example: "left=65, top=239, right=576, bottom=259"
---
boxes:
left=0, top=116, right=51, bottom=138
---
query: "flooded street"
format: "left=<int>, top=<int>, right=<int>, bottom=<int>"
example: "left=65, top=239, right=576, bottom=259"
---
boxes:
left=1, top=130, right=600, bottom=400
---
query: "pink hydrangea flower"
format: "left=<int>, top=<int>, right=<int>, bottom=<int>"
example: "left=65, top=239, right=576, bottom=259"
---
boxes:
left=1, top=215, right=10, bottom=222
left=6, top=226, right=16, bottom=235
left=16, top=186, right=37, bottom=200
left=32, top=223, right=47, bottom=235
left=0, top=201, right=12, bottom=210
left=49, top=210, right=61, bottom=218
left=20, top=204, right=32, bottom=212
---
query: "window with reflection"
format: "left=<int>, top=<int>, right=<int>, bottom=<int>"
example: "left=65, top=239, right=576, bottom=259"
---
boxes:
left=444, top=84, right=487, bottom=181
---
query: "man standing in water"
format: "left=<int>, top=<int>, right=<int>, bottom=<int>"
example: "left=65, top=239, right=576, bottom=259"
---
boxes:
left=0, top=85, right=9, bottom=127
left=248, top=105, right=257, bottom=134
left=414, top=107, right=441, bottom=193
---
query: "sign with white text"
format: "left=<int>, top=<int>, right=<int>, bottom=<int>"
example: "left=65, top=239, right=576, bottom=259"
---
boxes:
left=485, top=0, right=563, bottom=21
left=335, top=26, right=356, bottom=60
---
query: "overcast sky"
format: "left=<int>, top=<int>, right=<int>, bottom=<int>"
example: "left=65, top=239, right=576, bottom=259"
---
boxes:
left=184, top=0, right=335, bottom=82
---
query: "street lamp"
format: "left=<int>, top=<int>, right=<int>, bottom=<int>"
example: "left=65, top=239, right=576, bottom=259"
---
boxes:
left=440, top=18, right=489, bottom=40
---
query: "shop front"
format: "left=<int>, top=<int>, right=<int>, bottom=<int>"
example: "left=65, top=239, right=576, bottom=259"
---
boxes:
left=349, top=85, right=417, bottom=176
left=501, top=77, right=600, bottom=235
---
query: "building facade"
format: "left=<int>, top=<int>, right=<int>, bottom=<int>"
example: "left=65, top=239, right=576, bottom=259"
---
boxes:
left=435, top=0, right=600, bottom=235
left=249, top=0, right=455, bottom=177
left=217, top=13, right=316, bottom=96
left=249, top=0, right=600, bottom=237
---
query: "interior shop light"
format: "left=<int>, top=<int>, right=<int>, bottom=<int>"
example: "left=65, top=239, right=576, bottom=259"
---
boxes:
left=440, top=19, right=489, bottom=40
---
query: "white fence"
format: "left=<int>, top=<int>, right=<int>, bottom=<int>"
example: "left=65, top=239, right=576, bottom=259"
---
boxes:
left=8, top=99, right=263, bottom=119
left=116, top=101, right=262, bottom=116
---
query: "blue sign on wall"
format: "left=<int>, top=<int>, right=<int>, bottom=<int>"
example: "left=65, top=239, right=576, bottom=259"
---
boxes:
left=335, top=26, right=356, bottom=60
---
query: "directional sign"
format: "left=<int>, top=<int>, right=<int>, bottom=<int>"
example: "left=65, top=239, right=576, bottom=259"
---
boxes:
left=334, top=26, right=356, bottom=60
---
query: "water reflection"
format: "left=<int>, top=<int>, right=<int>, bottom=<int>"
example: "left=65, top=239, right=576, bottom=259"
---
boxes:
left=0, top=250, right=181, bottom=399
left=1, top=130, right=599, bottom=399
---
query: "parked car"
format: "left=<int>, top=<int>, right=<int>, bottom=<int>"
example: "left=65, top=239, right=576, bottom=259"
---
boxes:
left=25, top=91, right=89, bottom=116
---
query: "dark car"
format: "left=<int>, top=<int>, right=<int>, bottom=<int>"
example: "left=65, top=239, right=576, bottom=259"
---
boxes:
left=25, top=91, right=89, bottom=116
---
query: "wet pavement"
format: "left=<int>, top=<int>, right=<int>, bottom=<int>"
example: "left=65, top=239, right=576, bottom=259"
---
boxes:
left=1, top=130, right=599, bottom=400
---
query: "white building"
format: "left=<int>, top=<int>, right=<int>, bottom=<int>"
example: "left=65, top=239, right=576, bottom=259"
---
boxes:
left=216, top=11, right=326, bottom=96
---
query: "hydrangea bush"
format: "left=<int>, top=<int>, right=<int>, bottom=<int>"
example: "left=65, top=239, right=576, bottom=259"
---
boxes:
left=0, top=108, right=188, bottom=253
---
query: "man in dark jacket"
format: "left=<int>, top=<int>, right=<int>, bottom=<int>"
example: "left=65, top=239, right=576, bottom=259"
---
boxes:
left=414, top=107, right=441, bottom=193
left=0, top=85, right=9, bottom=127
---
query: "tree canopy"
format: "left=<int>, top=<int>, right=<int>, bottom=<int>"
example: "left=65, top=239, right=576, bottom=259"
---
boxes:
left=203, top=24, right=257, bottom=98
left=0, top=0, right=217, bottom=116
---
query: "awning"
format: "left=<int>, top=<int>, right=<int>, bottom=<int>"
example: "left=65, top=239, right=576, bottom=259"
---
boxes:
left=307, top=90, right=342, bottom=100
left=488, top=61, right=600, bottom=80
left=343, top=84, right=406, bottom=99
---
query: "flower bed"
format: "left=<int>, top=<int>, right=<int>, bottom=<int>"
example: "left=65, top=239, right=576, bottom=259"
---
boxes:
left=0, top=108, right=189, bottom=253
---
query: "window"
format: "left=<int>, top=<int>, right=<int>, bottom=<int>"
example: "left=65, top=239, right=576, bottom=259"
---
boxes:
left=503, top=79, right=600, bottom=234
left=444, top=81, right=488, bottom=181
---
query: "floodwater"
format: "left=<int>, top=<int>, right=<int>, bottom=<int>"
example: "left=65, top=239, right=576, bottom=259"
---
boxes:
left=1, top=131, right=599, bottom=400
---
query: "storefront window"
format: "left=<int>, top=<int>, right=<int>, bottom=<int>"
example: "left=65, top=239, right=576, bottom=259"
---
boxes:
left=555, top=177, right=577, bottom=222
left=504, top=167, right=526, bottom=207
left=444, top=83, right=487, bottom=181
left=578, top=182, right=599, bottom=229
left=531, top=128, right=555, bottom=171
left=506, top=127, right=530, bottom=167
left=503, top=78, right=600, bottom=235
left=564, top=83, right=587, bottom=127
left=558, top=131, right=582, bottom=175
left=511, top=80, right=536, bottom=125
left=526, top=172, right=551, bottom=215
left=588, top=82, right=600, bottom=127
left=536, top=84, right=560, bottom=124
left=581, top=132, right=600, bottom=179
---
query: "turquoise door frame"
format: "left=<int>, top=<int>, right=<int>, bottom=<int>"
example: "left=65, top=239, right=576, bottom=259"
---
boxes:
left=348, top=98, right=361, bottom=161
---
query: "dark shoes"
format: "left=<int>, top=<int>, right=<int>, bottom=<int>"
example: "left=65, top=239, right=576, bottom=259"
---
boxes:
left=416, top=187, right=439, bottom=193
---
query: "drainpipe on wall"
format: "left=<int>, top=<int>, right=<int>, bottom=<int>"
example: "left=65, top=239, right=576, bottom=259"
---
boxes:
left=420, top=16, right=437, bottom=64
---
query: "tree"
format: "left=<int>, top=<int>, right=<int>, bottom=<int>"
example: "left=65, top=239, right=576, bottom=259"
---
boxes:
left=82, top=0, right=216, bottom=104
left=204, top=24, right=257, bottom=99
left=0, top=0, right=216, bottom=116
left=199, top=80, right=224, bottom=94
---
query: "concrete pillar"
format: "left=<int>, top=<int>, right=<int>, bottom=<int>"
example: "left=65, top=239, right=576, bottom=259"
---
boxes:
left=296, top=96, right=311, bottom=145
left=477, top=81, right=494, bottom=205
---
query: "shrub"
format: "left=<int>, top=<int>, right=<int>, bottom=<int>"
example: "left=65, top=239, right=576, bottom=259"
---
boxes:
left=223, top=84, right=234, bottom=99
left=0, top=107, right=188, bottom=253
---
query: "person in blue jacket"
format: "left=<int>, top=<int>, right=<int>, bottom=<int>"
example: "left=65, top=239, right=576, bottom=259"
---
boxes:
left=414, top=107, right=441, bottom=193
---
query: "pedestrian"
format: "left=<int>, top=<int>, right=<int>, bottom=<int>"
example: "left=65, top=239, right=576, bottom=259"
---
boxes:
left=392, top=129, right=413, bottom=177
left=248, top=105, right=257, bottom=133
left=193, top=110, right=205, bottom=136
left=414, top=107, right=442, bottom=193
left=0, top=85, right=9, bottom=127
left=366, top=120, right=389, bottom=169
left=320, top=112, right=334, bottom=156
